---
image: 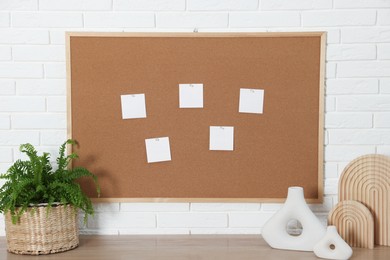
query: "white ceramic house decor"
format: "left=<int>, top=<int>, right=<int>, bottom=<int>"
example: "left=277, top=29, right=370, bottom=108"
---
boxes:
left=262, top=186, right=326, bottom=251
left=313, top=226, right=353, bottom=260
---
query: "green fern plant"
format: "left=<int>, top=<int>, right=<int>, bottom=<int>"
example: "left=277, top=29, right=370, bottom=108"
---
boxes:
left=0, top=139, right=100, bottom=224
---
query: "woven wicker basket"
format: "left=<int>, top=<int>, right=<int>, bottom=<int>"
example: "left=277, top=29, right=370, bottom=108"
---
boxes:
left=5, top=204, right=79, bottom=255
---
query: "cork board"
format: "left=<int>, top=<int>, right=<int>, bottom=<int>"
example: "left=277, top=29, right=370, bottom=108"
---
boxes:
left=66, top=32, right=326, bottom=203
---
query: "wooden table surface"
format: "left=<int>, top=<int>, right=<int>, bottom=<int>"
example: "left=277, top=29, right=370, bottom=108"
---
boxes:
left=0, top=235, right=389, bottom=260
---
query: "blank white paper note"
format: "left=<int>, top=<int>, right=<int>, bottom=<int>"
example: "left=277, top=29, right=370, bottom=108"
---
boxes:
left=120, top=94, right=147, bottom=119
left=145, top=137, right=172, bottom=163
left=179, top=84, right=203, bottom=108
left=239, top=88, right=264, bottom=114
left=209, top=126, right=234, bottom=151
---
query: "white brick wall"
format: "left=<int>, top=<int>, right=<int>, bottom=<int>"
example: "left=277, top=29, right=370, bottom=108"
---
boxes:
left=0, top=0, right=389, bottom=236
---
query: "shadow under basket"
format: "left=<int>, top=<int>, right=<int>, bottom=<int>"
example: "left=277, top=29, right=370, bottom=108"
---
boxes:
left=5, top=204, right=79, bottom=255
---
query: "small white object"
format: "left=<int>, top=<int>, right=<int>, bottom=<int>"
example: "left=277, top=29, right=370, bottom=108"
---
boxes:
left=209, top=126, right=234, bottom=151
left=179, top=84, right=203, bottom=108
left=239, top=88, right=264, bottom=114
left=120, top=94, right=147, bottom=119
left=262, top=186, right=326, bottom=251
left=145, top=137, right=171, bottom=163
left=313, top=226, right=353, bottom=260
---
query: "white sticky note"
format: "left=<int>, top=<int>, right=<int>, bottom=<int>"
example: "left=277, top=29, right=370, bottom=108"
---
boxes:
left=239, top=88, right=264, bottom=114
left=120, top=94, right=147, bottom=119
left=145, top=137, right=172, bottom=163
left=179, top=83, right=203, bottom=108
left=209, top=126, right=234, bottom=151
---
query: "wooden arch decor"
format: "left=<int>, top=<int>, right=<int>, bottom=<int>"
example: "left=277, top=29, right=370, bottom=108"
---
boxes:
left=338, top=154, right=390, bottom=246
left=328, top=200, right=374, bottom=249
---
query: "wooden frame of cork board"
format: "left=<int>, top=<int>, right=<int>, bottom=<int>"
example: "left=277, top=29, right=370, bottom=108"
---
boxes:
left=66, top=32, right=326, bottom=203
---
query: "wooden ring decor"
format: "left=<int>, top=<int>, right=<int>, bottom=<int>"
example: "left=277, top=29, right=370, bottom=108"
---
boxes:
left=328, top=200, right=374, bottom=249
left=338, top=154, right=390, bottom=246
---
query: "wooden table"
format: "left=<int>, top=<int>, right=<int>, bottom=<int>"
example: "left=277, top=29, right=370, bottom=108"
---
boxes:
left=1, top=235, right=389, bottom=259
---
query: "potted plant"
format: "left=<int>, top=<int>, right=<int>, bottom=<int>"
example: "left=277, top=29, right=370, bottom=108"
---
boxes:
left=0, top=139, right=100, bottom=255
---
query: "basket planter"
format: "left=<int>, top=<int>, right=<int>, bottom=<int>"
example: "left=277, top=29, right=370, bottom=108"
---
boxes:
left=4, top=204, right=79, bottom=255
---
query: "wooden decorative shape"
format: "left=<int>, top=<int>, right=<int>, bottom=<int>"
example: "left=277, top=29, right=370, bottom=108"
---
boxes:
left=338, top=154, right=390, bottom=246
left=328, top=200, right=374, bottom=249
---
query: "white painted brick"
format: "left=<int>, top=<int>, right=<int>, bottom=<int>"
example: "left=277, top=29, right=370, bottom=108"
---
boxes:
left=0, top=97, right=45, bottom=111
left=326, top=62, right=336, bottom=78
left=93, top=203, right=120, bottom=212
left=49, top=30, right=66, bottom=44
left=88, top=212, right=156, bottom=229
left=47, top=96, right=66, bottom=112
left=80, top=229, right=118, bottom=235
left=229, top=12, right=300, bottom=28
left=378, top=44, right=390, bottom=60
left=115, top=0, right=185, bottom=11
left=123, top=28, right=192, bottom=33
left=84, top=12, right=155, bottom=28
left=121, top=203, right=189, bottom=212
left=16, top=79, right=65, bottom=95
left=0, top=29, right=49, bottom=44
left=337, top=96, right=390, bottom=111
left=261, top=203, right=282, bottom=211
left=0, top=162, right=12, bottom=173
left=316, top=213, right=329, bottom=227
left=378, top=9, right=390, bottom=26
left=12, top=114, right=66, bottom=129
left=13, top=145, right=60, bottom=161
left=0, top=0, right=37, bottom=10
left=335, top=0, right=390, bottom=8
left=40, top=0, right=112, bottom=11
left=324, top=162, right=338, bottom=178
left=13, top=46, right=65, bottom=62
left=326, top=79, right=378, bottom=95
left=12, top=12, right=83, bottom=28
left=325, top=145, right=375, bottom=161
left=0, top=80, right=15, bottom=95
left=191, top=228, right=261, bottom=234
left=50, top=29, right=124, bottom=44
left=329, top=129, right=390, bottom=145
left=337, top=61, right=390, bottom=77
left=324, top=179, right=338, bottom=195
left=338, top=162, right=350, bottom=176
left=342, top=28, right=390, bottom=43
left=0, top=46, right=11, bottom=60
left=262, top=0, right=332, bottom=10
left=44, top=63, right=65, bottom=78
left=302, top=10, right=376, bottom=27
left=0, top=13, right=9, bottom=27
left=0, top=148, right=12, bottom=162
left=327, top=44, right=376, bottom=61
left=191, top=203, right=260, bottom=211
left=0, top=63, right=43, bottom=78
left=262, top=28, right=339, bottom=44
left=229, top=213, right=273, bottom=228
left=377, top=146, right=390, bottom=156
left=309, top=197, right=333, bottom=212
left=120, top=228, right=189, bottom=235
left=375, top=113, right=390, bottom=128
left=41, top=130, right=66, bottom=145
left=158, top=213, right=227, bottom=228
left=0, top=131, right=40, bottom=145
left=325, top=113, right=373, bottom=128
left=381, top=79, right=390, bottom=93
left=157, top=13, right=228, bottom=28
left=187, top=0, right=258, bottom=10
left=325, top=96, right=336, bottom=112
left=0, top=115, right=10, bottom=129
